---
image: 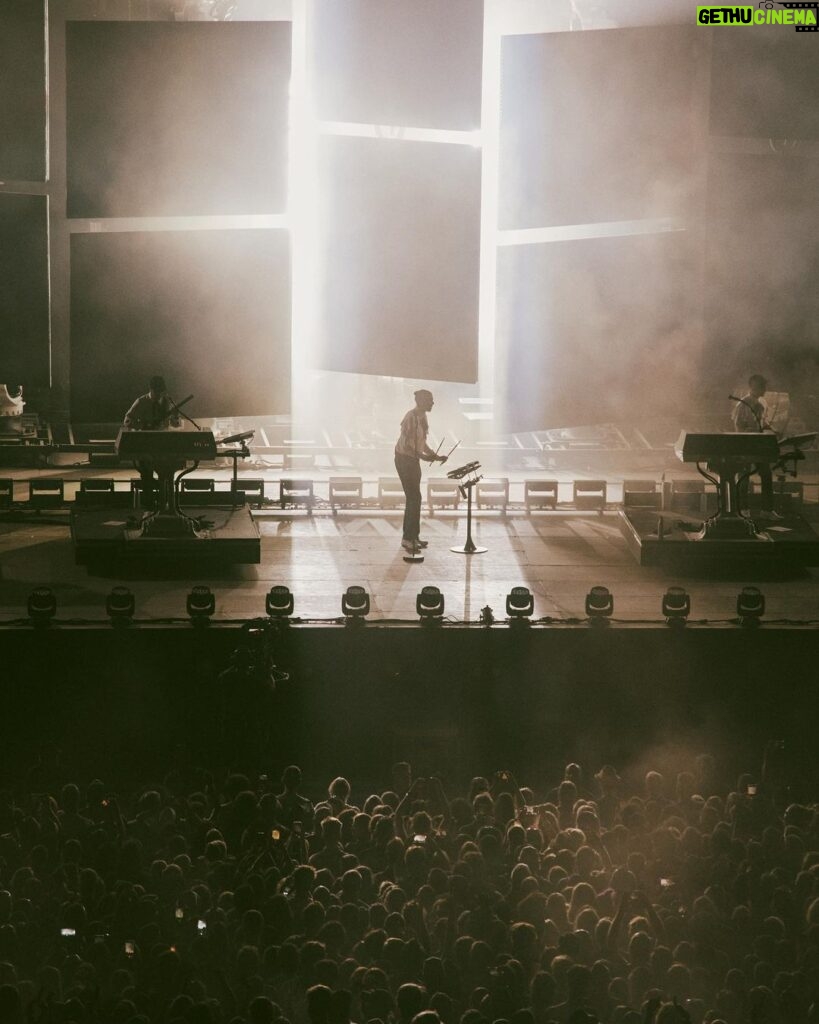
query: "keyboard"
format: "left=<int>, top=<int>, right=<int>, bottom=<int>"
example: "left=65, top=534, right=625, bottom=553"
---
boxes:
left=675, top=431, right=780, bottom=464
left=116, top=429, right=218, bottom=461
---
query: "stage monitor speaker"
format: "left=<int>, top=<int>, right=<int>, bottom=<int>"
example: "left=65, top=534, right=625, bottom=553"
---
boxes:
left=499, top=26, right=706, bottom=230
left=0, top=0, right=46, bottom=182
left=66, top=21, right=291, bottom=217
left=496, top=231, right=700, bottom=432
left=316, top=135, right=481, bottom=383
left=0, top=193, right=50, bottom=389
left=70, top=229, right=291, bottom=422
left=312, top=0, right=483, bottom=131
left=710, top=29, right=819, bottom=141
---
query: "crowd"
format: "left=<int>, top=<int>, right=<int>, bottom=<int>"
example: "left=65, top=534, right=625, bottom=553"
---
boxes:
left=0, top=745, right=816, bottom=1024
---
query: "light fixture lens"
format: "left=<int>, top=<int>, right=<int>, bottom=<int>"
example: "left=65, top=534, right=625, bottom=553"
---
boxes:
left=417, top=586, right=445, bottom=619
left=342, top=586, right=370, bottom=617
left=662, top=586, right=690, bottom=621
left=506, top=587, right=534, bottom=619
left=737, top=586, right=765, bottom=622
left=266, top=585, right=294, bottom=618
left=106, top=586, right=135, bottom=622
left=187, top=585, right=215, bottom=619
left=585, top=586, right=613, bottom=618
left=28, top=587, right=57, bottom=624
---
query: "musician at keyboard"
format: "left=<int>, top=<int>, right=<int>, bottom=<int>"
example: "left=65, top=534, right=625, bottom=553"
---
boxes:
left=730, top=374, right=777, bottom=517
left=123, top=376, right=181, bottom=509
left=123, top=375, right=181, bottom=431
left=731, top=373, right=772, bottom=433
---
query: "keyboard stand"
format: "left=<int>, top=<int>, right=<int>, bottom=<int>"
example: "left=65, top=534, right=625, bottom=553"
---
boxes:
left=137, top=458, right=201, bottom=539
left=695, top=459, right=758, bottom=540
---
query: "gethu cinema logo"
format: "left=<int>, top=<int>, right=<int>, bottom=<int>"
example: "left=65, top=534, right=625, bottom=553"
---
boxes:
left=697, top=4, right=818, bottom=26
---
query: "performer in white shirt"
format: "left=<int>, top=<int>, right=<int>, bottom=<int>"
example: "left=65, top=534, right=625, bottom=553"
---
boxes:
left=394, top=389, right=448, bottom=555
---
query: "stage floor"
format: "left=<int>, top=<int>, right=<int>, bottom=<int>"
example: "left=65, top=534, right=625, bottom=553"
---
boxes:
left=2, top=509, right=819, bottom=625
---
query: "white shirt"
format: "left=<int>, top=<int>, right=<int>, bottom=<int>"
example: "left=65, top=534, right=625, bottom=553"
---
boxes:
left=395, top=408, right=429, bottom=459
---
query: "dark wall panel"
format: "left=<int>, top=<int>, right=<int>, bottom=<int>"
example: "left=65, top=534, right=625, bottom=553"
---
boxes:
left=313, top=0, right=483, bottom=130
left=0, top=1, right=46, bottom=181
left=2, top=627, right=818, bottom=791
left=67, top=22, right=291, bottom=217
left=710, top=29, right=819, bottom=141
left=500, top=27, right=705, bottom=229
left=316, top=136, right=481, bottom=383
left=70, top=230, right=291, bottom=422
left=704, top=153, right=819, bottom=420
left=0, top=194, right=50, bottom=388
left=497, top=233, right=701, bottom=431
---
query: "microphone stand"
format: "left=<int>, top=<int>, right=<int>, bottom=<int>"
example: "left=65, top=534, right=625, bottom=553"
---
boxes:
left=219, top=437, right=254, bottom=510
left=163, top=394, right=203, bottom=519
left=167, top=394, right=202, bottom=431
left=729, top=395, right=765, bottom=433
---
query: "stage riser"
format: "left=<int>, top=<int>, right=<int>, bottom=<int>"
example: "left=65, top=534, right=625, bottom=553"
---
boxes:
left=70, top=506, right=261, bottom=565
left=619, top=509, right=819, bottom=568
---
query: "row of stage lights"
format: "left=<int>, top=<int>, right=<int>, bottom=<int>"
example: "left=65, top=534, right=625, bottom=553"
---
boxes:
left=23, top=583, right=769, bottom=628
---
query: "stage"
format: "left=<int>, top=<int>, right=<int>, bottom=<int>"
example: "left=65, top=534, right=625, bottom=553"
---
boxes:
left=3, top=474, right=819, bottom=783
left=2, top=505, right=819, bottom=626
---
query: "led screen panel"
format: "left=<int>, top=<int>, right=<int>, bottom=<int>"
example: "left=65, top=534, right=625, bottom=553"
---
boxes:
left=316, top=136, right=481, bottom=383
left=500, top=27, right=704, bottom=229
left=497, top=232, right=701, bottom=431
left=313, top=0, right=483, bottom=131
left=710, top=29, right=819, bottom=141
left=0, top=193, right=50, bottom=389
left=70, top=229, right=291, bottom=421
left=704, top=152, right=819, bottom=407
left=0, top=0, right=46, bottom=181
left=67, top=21, right=291, bottom=217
